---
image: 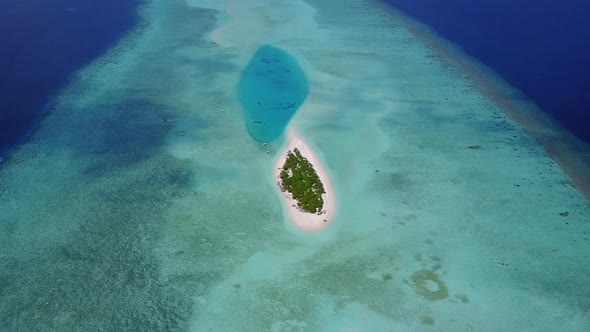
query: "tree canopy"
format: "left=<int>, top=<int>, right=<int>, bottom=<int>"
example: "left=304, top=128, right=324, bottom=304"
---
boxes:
left=279, top=148, right=325, bottom=213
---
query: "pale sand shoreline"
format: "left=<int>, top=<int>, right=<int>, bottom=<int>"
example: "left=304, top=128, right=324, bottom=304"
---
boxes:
left=274, top=127, right=336, bottom=231
left=209, top=1, right=240, bottom=47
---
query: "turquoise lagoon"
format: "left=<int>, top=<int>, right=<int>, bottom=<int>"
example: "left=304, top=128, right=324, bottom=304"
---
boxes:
left=238, top=45, right=309, bottom=142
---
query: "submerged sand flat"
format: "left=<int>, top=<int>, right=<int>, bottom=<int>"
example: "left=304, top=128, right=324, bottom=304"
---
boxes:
left=0, top=0, right=589, bottom=330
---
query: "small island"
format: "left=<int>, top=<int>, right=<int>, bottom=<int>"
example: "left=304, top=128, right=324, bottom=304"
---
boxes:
left=279, top=148, right=325, bottom=214
left=274, top=128, right=335, bottom=231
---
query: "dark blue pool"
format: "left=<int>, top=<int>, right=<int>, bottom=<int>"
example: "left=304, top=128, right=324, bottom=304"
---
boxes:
left=238, top=45, right=309, bottom=142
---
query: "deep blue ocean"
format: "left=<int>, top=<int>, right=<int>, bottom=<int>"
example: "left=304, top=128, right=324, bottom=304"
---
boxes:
left=0, top=0, right=140, bottom=154
left=383, top=0, right=590, bottom=143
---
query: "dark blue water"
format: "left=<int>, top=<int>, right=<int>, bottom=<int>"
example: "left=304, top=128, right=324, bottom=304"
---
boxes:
left=384, top=0, right=590, bottom=143
left=238, top=45, right=309, bottom=142
left=0, top=0, right=141, bottom=154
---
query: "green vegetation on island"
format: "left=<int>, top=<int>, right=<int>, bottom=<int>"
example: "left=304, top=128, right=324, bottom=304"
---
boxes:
left=279, top=148, right=325, bottom=213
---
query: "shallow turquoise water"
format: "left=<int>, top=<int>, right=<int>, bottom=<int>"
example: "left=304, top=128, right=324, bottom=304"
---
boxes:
left=1, top=0, right=589, bottom=330
left=238, top=45, right=308, bottom=142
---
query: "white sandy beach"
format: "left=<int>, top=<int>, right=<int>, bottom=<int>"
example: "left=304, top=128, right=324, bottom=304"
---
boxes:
left=274, top=127, right=336, bottom=231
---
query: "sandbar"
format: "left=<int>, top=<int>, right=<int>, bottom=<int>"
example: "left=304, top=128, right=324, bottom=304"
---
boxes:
left=274, top=127, right=336, bottom=231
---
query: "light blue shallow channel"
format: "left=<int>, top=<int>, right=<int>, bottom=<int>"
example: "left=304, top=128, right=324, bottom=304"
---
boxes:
left=238, top=45, right=309, bottom=142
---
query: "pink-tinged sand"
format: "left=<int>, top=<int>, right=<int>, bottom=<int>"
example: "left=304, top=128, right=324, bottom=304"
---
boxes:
left=274, top=128, right=336, bottom=231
